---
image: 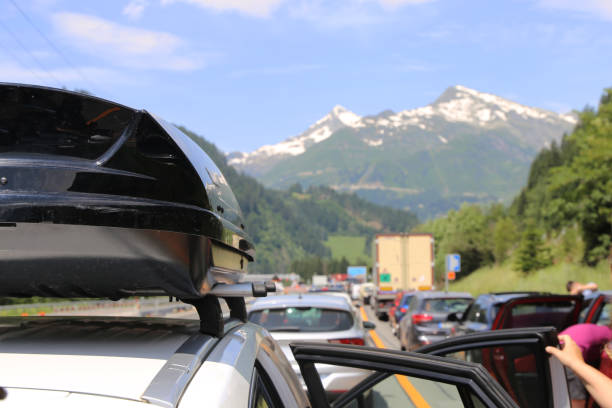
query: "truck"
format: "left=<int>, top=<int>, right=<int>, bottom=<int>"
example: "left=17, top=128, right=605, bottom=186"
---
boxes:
left=372, top=233, right=434, bottom=320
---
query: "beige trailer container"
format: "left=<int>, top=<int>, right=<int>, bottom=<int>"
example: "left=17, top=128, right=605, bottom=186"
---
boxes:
left=373, top=234, right=434, bottom=292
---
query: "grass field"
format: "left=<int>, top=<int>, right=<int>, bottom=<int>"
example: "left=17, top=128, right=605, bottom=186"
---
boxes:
left=448, top=260, right=611, bottom=296
left=324, top=235, right=371, bottom=265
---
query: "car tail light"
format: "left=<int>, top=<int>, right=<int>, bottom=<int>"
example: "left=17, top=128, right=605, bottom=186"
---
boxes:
left=412, top=314, right=433, bottom=324
left=328, top=338, right=365, bottom=346
left=400, top=307, right=407, bottom=313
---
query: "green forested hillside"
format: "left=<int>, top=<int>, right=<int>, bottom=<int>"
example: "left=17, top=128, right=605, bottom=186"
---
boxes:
left=418, top=88, right=612, bottom=284
left=180, top=127, right=419, bottom=276
left=232, top=86, right=576, bottom=219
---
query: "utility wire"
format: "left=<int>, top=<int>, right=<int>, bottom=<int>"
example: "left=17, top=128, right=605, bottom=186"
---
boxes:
left=0, top=36, right=48, bottom=84
left=9, top=0, right=96, bottom=90
left=0, top=18, right=62, bottom=87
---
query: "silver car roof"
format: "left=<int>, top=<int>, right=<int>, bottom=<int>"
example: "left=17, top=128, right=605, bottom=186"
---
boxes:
left=248, top=294, right=352, bottom=312
left=0, top=317, right=201, bottom=402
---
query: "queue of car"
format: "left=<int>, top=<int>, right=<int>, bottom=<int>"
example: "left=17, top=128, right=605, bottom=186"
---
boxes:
left=397, top=291, right=473, bottom=351
left=0, top=83, right=594, bottom=408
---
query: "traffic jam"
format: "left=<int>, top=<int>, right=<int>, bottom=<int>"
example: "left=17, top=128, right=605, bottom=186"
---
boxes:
left=255, top=233, right=610, bottom=408
left=0, top=84, right=609, bottom=408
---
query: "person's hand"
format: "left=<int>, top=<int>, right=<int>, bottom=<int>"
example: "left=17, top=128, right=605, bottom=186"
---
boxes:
left=545, top=334, right=584, bottom=369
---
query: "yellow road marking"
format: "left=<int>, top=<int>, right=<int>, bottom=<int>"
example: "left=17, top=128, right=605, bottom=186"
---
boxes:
left=360, top=306, right=431, bottom=408
left=359, top=305, right=369, bottom=321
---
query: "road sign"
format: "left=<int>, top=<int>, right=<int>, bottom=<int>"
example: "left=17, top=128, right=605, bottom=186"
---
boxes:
left=447, top=271, right=456, bottom=280
left=445, top=254, right=461, bottom=272
left=347, top=266, right=367, bottom=277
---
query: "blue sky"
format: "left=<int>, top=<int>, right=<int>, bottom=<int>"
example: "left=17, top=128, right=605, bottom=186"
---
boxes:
left=0, top=0, right=611, bottom=153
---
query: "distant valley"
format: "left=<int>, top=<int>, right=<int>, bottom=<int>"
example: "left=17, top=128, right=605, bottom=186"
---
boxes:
left=228, top=85, right=577, bottom=218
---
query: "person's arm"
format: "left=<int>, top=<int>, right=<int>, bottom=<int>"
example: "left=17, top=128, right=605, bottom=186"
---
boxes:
left=546, top=335, right=612, bottom=408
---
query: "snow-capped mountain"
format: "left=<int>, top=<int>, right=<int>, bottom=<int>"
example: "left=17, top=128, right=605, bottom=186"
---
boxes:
left=227, top=105, right=363, bottom=176
left=227, top=85, right=577, bottom=218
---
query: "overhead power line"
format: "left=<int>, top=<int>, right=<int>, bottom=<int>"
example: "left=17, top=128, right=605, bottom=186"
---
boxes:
left=0, top=18, right=62, bottom=87
left=8, top=0, right=95, bottom=89
left=0, top=36, right=48, bottom=84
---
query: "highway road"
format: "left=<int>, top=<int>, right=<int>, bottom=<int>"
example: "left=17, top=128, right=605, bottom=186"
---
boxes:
left=359, top=302, right=462, bottom=408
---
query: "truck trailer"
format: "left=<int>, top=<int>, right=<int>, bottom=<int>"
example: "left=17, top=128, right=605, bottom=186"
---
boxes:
left=372, top=233, right=434, bottom=319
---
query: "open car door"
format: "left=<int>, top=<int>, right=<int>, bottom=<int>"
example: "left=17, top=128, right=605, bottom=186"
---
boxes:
left=291, top=342, right=518, bottom=408
left=490, top=295, right=582, bottom=331
left=582, top=293, right=612, bottom=326
left=417, top=327, right=569, bottom=408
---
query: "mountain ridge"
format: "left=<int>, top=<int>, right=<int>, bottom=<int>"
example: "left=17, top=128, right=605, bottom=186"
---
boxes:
left=227, top=85, right=577, bottom=218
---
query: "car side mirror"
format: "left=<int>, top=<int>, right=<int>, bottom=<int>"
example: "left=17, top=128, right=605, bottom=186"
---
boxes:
left=363, top=321, right=376, bottom=330
left=447, top=312, right=460, bottom=322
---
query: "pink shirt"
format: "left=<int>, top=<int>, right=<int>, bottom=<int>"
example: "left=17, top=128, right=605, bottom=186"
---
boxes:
left=561, top=323, right=612, bottom=364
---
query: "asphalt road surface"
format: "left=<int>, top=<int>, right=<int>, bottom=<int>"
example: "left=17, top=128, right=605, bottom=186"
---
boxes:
left=358, top=301, right=462, bottom=408
left=360, top=303, right=401, bottom=349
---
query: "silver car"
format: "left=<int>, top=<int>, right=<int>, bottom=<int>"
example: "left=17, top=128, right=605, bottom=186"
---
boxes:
left=248, top=294, right=375, bottom=400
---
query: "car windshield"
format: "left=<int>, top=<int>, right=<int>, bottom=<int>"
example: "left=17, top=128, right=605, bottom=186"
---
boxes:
left=248, top=307, right=353, bottom=332
left=423, top=298, right=472, bottom=314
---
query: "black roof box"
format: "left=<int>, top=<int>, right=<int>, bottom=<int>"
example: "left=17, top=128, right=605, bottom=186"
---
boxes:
left=0, top=83, right=254, bottom=299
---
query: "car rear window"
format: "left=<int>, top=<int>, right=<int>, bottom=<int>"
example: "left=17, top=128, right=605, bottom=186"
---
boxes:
left=422, top=298, right=472, bottom=314
left=248, top=307, right=353, bottom=332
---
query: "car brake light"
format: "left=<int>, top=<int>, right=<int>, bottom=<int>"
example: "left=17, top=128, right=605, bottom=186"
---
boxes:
left=412, top=314, right=433, bottom=324
left=328, top=338, right=365, bottom=346
left=400, top=307, right=407, bottom=313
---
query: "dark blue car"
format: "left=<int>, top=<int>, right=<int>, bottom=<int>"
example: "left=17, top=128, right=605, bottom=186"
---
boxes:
left=453, top=292, right=544, bottom=336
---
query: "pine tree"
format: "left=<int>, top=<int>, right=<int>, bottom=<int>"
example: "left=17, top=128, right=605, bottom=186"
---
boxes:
left=514, top=226, right=550, bottom=272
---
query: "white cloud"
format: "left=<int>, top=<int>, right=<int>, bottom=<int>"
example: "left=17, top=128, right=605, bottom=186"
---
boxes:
left=52, top=12, right=205, bottom=71
left=122, top=0, right=149, bottom=20
left=0, top=61, right=133, bottom=87
left=538, top=0, right=612, bottom=21
left=161, top=0, right=285, bottom=17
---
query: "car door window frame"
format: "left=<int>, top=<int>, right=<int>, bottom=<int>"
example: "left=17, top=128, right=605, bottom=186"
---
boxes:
left=584, top=294, right=606, bottom=323
left=291, top=342, right=518, bottom=408
left=331, top=370, right=488, bottom=408
left=417, top=326, right=566, bottom=408
left=249, top=363, right=283, bottom=408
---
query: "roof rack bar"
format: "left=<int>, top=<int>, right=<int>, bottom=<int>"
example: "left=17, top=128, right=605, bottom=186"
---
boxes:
left=183, top=295, right=224, bottom=337
left=210, top=282, right=263, bottom=297
left=264, top=281, right=277, bottom=293
left=223, top=297, right=247, bottom=321
left=142, top=332, right=217, bottom=408
left=183, top=281, right=274, bottom=336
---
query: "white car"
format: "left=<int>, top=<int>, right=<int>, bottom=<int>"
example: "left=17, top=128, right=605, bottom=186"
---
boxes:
left=248, top=294, right=375, bottom=400
left=0, top=313, right=571, bottom=408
